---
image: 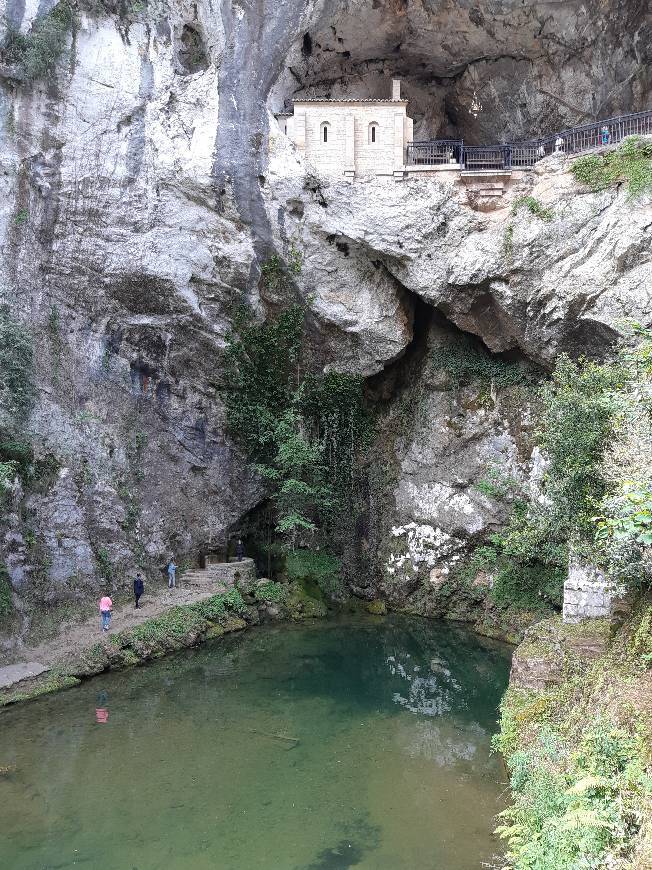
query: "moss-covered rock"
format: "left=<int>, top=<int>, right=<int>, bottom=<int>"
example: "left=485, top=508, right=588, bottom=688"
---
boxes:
left=495, top=602, right=652, bottom=869
left=286, top=580, right=328, bottom=620
left=510, top=615, right=612, bottom=691
left=365, top=599, right=387, bottom=615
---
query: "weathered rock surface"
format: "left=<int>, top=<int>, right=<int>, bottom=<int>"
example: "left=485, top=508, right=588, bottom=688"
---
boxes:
left=267, top=145, right=652, bottom=366
left=0, top=0, right=650, bottom=637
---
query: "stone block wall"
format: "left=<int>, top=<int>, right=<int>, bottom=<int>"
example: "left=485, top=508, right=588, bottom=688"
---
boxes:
left=289, top=98, right=410, bottom=177
left=563, top=560, right=621, bottom=623
left=205, top=557, right=256, bottom=591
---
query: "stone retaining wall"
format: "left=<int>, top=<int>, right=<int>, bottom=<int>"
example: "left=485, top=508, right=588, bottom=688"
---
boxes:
left=206, top=558, right=256, bottom=591
left=563, top=560, right=621, bottom=623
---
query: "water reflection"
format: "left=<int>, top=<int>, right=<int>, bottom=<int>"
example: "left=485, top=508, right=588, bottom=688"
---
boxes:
left=95, top=688, right=109, bottom=724
left=387, top=652, right=462, bottom=717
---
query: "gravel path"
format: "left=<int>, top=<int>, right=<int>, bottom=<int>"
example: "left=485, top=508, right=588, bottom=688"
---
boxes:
left=0, top=575, right=227, bottom=690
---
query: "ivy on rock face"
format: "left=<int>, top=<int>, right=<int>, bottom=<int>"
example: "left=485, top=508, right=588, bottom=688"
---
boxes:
left=222, top=304, right=373, bottom=594
left=429, top=333, right=536, bottom=390
left=0, top=306, right=36, bottom=427
left=222, top=304, right=304, bottom=462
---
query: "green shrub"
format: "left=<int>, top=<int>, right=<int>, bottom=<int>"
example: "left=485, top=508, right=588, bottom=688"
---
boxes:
left=286, top=549, right=343, bottom=598
left=595, top=481, right=652, bottom=546
left=254, top=580, right=288, bottom=604
left=492, top=561, right=565, bottom=611
left=95, top=546, right=112, bottom=584
left=194, top=588, right=246, bottom=620
left=571, top=136, right=652, bottom=197
left=1, top=2, right=75, bottom=81
left=497, top=722, right=650, bottom=870
left=0, top=564, right=13, bottom=619
left=475, top=466, right=522, bottom=501
left=512, top=195, right=553, bottom=222
left=0, top=307, right=35, bottom=426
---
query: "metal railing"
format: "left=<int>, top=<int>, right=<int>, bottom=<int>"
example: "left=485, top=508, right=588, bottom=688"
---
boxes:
left=405, top=109, right=652, bottom=171
left=406, top=140, right=463, bottom=165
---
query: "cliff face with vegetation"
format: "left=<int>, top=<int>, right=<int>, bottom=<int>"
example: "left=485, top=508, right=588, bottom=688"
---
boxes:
left=0, top=0, right=650, bottom=646
left=1, top=2, right=652, bottom=867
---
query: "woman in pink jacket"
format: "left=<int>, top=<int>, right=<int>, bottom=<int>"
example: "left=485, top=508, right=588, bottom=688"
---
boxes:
left=99, top=595, right=113, bottom=632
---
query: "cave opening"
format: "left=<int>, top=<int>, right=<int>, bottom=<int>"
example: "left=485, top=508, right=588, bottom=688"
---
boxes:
left=176, top=24, right=209, bottom=75
left=270, top=2, right=649, bottom=143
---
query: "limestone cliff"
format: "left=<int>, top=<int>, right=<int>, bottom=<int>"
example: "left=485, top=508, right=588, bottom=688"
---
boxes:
left=0, top=0, right=650, bottom=644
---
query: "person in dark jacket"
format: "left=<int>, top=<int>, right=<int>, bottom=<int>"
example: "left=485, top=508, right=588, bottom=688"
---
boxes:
left=235, top=539, right=244, bottom=562
left=134, top=572, right=144, bottom=608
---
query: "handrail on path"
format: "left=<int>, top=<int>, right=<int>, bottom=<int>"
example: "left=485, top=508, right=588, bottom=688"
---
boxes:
left=406, top=109, right=652, bottom=171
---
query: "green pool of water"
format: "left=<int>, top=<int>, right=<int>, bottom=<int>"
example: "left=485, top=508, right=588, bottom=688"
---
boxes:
left=0, top=614, right=512, bottom=870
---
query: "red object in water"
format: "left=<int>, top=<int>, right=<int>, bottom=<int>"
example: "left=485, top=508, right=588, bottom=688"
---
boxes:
left=95, top=708, right=109, bottom=724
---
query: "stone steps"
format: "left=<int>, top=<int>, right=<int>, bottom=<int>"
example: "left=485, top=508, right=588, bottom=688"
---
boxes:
left=181, top=558, right=256, bottom=591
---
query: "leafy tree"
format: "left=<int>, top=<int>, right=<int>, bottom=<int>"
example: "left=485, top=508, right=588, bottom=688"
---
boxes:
left=475, top=354, right=620, bottom=610
left=256, top=410, right=336, bottom=549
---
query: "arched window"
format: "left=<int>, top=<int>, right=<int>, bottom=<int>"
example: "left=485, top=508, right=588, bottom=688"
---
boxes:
left=320, top=121, right=330, bottom=144
left=369, top=122, right=379, bottom=144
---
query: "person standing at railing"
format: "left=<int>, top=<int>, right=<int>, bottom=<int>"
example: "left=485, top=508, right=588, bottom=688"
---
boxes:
left=601, top=125, right=610, bottom=145
left=537, top=144, right=545, bottom=159
left=554, top=136, right=565, bottom=153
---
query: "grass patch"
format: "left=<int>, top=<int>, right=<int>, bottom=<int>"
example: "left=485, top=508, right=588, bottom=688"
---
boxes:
left=0, top=670, right=81, bottom=706
left=124, top=588, right=246, bottom=651
left=512, top=195, right=553, bottom=222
